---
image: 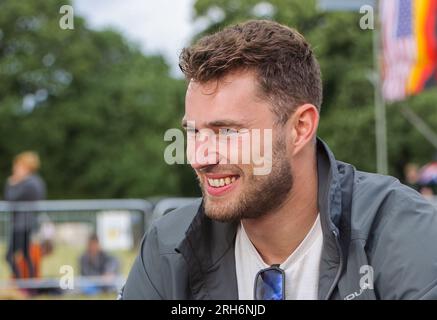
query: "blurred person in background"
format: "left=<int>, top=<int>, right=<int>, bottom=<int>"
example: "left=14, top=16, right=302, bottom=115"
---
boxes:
left=4, top=151, right=46, bottom=279
left=80, top=233, right=120, bottom=277
left=403, top=163, right=420, bottom=191
left=80, top=233, right=120, bottom=294
left=417, top=152, right=437, bottom=197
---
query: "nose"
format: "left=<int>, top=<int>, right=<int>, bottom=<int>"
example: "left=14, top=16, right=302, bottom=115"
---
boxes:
left=187, top=132, right=220, bottom=169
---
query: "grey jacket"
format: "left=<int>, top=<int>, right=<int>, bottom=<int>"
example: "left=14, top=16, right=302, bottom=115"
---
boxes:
left=121, top=138, right=437, bottom=300
left=4, top=174, right=46, bottom=231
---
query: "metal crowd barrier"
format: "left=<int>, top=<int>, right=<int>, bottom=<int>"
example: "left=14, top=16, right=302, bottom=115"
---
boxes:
left=0, top=199, right=153, bottom=226
left=0, top=197, right=200, bottom=294
left=0, top=195, right=435, bottom=295
left=0, top=199, right=154, bottom=294
left=0, top=275, right=125, bottom=289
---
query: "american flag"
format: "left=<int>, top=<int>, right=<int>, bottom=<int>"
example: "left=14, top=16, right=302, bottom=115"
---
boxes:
left=381, top=0, right=417, bottom=101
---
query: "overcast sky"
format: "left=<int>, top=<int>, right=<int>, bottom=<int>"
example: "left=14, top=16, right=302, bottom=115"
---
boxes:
left=73, top=0, right=197, bottom=76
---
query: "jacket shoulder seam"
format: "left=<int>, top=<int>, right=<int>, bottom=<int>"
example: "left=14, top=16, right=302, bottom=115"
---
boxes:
left=141, top=228, right=165, bottom=299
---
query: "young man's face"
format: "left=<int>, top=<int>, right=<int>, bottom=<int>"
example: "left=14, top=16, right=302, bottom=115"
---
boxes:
left=184, top=71, right=294, bottom=222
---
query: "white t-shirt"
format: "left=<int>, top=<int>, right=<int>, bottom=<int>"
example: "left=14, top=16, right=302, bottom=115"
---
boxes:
left=234, top=214, right=323, bottom=300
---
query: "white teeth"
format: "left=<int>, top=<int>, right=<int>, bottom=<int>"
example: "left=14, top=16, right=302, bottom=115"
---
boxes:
left=207, top=176, right=238, bottom=188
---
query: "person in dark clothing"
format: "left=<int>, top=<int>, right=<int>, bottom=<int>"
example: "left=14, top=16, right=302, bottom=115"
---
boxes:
left=80, top=234, right=120, bottom=277
left=4, top=151, right=46, bottom=279
left=80, top=234, right=120, bottom=294
left=403, top=163, right=420, bottom=191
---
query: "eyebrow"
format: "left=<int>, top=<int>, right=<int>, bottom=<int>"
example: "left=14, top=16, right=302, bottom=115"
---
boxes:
left=207, top=120, right=244, bottom=128
left=181, top=119, right=244, bottom=129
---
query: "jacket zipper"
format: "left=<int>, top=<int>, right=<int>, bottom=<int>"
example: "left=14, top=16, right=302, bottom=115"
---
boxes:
left=324, top=229, right=344, bottom=300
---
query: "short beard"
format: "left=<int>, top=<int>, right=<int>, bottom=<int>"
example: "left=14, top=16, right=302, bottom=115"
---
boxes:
left=202, top=135, right=293, bottom=222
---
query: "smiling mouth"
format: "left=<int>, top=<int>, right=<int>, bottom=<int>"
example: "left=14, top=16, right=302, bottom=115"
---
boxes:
left=207, top=176, right=238, bottom=187
left=204, top=174, right=240, bottom=196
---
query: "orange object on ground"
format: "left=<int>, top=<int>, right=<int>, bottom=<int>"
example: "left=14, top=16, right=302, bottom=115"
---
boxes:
left=15, top=243, right=41, bottom=278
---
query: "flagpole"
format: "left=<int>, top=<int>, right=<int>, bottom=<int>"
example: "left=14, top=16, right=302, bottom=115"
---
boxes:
left=318, top=0, right=388, bottom=174
left=373, top=2, right=388, bottom=175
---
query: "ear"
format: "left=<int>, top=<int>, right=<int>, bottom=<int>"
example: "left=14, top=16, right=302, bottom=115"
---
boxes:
left=289, top=104, right=319, bottom=156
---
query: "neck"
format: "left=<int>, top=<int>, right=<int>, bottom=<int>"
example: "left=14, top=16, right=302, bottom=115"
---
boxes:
left=9, top=173, right=31, bottom=185
left=242, top=151, right=318, bottom=266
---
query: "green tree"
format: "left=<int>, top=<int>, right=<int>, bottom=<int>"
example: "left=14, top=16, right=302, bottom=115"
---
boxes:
left=191, top=0, right=437, bottom=177
left=0, top=0, right=199, bottom=199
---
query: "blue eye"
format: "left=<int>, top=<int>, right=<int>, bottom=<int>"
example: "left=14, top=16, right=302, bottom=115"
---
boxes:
left=219, top=128, right=239, bottom=135
left=186, top=127, right=198, bottom=134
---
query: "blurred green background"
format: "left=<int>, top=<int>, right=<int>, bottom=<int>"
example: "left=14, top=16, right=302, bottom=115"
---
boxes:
left=1, top=0, right=437, bottom=201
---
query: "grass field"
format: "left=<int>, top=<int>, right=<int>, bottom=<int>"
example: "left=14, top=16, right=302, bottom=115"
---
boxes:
left=0, top=242, right=137, bottom=300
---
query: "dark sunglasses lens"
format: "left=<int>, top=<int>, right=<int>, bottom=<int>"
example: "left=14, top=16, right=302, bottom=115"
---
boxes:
left=255, top=269, right=284, bottom=300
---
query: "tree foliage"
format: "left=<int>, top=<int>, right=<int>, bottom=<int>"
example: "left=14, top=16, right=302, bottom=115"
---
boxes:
left=192, top=0, right=437, bottom=177
left=0, top=0, right=198, bottom=199
left=1, top=0, right=436, bottom=200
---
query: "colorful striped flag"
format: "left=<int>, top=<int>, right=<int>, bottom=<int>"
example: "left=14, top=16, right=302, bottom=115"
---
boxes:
left=381, top=0, right=437, bottom=102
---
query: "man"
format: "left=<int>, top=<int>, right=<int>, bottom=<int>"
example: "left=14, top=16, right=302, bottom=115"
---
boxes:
left=4, top=151, right=46, bottom=279
left=80, top=233, right=120, bottom=278
left=79, top=234, right=120, bottom=295
left=121, top=20, right=437, bottom=300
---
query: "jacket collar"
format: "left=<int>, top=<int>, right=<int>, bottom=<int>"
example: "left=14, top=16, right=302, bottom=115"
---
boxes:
left=177, top=137, right=353, bottom=300
left=177, top=203, right=239, bottom=299
left=316, top=138, right=354, bottom=299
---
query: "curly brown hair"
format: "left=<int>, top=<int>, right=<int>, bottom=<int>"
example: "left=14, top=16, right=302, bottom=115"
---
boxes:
left=179, top=20, right=323, bottom=124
